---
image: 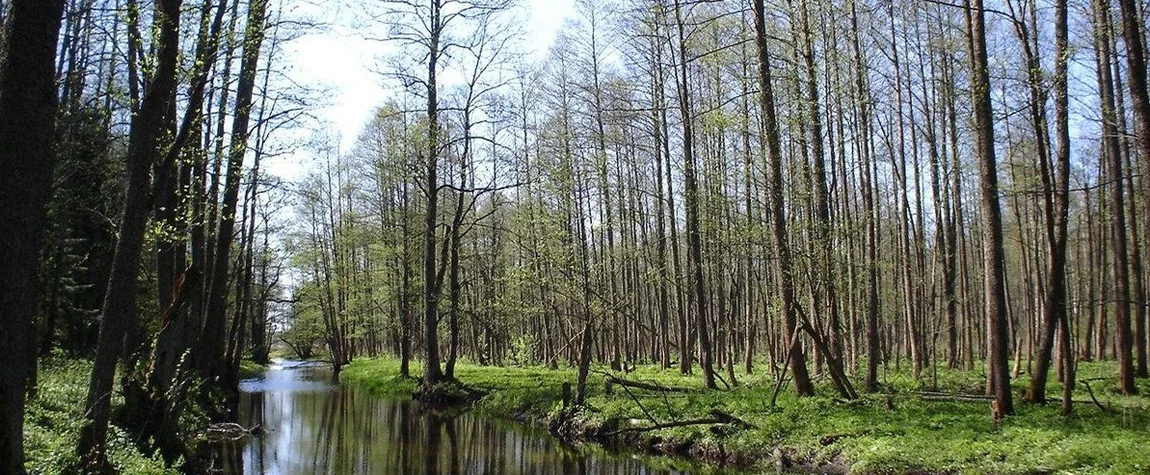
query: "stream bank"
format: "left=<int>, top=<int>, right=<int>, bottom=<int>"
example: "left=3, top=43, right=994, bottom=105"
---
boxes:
left=342, top=358, right=1150, bottom=474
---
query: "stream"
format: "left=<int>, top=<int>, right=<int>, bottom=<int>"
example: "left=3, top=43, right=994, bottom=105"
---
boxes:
left=207, top=360, right=730, bottom=474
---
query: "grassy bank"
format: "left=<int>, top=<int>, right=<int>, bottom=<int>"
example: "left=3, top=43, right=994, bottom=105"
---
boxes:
left=342, top=358, right=1150, bottom=474
left=25, top=358, right=180, bottom=475
left=238, top=359, right=268, bottom=379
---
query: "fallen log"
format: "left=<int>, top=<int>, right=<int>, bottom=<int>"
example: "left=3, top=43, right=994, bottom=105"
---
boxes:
left=603, top=409, right=755, bottom=437
left=202, top=422, right=262, bottom=441
left=605, top=375, right=693, bottom=393
left=918, top=391, right=995, bottom=402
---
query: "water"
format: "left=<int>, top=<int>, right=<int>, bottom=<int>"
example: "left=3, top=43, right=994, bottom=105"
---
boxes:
left=209, top=361, right=727, bottom=475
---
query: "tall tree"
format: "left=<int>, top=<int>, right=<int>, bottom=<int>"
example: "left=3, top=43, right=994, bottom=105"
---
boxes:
left=966, top=0, right=1014, bottom=416
left=195, top=0, right=269, bottom=385
left=1115, top=0, right=1150, bottom=380
left=673, top=0, right=717, bottom=390
left=1092, top=0, right=1136, bottom=394
left=78, top=0, right=183, bottom=467
left=1026, top=0, right=1075, bottom=408
left=0, top=1, right=66, bottom=472
left=753, top=0, right=813, bottom=396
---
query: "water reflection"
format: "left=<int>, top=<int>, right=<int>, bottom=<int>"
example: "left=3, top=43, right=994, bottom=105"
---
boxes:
left=211, top=362, right=709, bottom=475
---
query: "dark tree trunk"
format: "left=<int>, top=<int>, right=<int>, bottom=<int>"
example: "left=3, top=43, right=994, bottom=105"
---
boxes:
left=848, top=0, right=881, bottom=392
left=1093, top=0, right=1137, bottom=394
left=673, top=0, right=716, bottom=390
left=78, top=0, right=182, bottom=467
left=966, top=0, right=1014, bottom=416
left=422, top=0, right=444, bottom=387
left=1116, top=0, right=1150, bottom=379
left=0, top=1, right=65, bottom=472
left=196, top=0, right=268, bottom=384
left=754, top=0, right=814, bottom=396
left=1028, top=0, right=1074, bottom=405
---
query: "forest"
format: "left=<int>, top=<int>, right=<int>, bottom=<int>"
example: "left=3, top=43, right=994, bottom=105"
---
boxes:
left=0, top=0, right=1148, bottom=473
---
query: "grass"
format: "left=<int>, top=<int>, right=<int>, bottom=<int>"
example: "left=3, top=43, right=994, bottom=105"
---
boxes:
left=237, top=359, right=268, bottom=379
left=342, top=357, right=1150, bottom=474
left=25, top=358, right=180, bottom=475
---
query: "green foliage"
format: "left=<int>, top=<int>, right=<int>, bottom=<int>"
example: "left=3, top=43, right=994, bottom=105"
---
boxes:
left=508, top=334, right=537, bottom=367
left=344, top=358, right=1150, bottom=474
left=25, top=358, right=180, bottom=475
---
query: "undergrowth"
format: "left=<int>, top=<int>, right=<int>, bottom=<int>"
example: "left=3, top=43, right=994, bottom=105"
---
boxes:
left=342, top=357, right=1150, bottom=474
left=25, top=357, right=180, bottom=475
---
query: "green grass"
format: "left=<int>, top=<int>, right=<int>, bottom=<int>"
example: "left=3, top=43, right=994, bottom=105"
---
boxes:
left=238, top=359, right=268, bottom=379
left=25, top=358, right=180, bottom=475
left=342, top=358, right=1150, bottom=474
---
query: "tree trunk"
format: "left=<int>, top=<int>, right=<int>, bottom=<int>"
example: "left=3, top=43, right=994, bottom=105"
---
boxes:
left=1093, top=0, right=1137, bottom=394
left=754, top=0, right=814, bottom=396
left=196, top=0, right=267, bottom=386
left=966, top=0, right=1014, bottom=416
left=673, top=0, right=716, bottom=390
left=1115, top=0, right=1150, bottom=379
left=1028, top=0, right=1074, bottom=406
left=0, top=1, right=65, bottom=472
left=78, top=0, right=182, bottom=467
left=422, top=0, right=445, bottom=386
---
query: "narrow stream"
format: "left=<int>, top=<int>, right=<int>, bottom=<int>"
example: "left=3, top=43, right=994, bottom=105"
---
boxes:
left=209, top=361, right=729, bottom=474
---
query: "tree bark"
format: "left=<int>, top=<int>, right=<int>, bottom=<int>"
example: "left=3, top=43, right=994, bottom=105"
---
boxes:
left=78, top=0, right=182, bottom=467
left=966, top=0, right=1014, bottom=416
left=1115, top=0, right=1150, bottom=379
left=0, top=1, right=65, bottom=472
left=196, top=0, right=268, bottom=385
left=754, top=0, right=814, bottom=396
left=1092, top=0, right=1137, bottom=394
left=1028, top=0, right=1074, bottom=405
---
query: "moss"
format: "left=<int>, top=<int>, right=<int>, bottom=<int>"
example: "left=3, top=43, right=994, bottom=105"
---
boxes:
left=343, top=358, right=1150, bottom=474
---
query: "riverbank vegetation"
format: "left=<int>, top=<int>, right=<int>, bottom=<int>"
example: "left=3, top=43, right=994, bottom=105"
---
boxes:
left=4, top=0, right=1150, bottom=473
left=25, top=359, right=178, bottom=475
left=344, top=358, right=1150, bottom=473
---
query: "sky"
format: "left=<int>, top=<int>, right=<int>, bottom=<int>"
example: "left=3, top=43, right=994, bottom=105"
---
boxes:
left=264, top=0, right=575, bottom=181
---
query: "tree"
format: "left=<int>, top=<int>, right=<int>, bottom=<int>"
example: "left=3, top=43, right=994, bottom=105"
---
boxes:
left=1115, top=0, right=1150, bottom=380
left=1092, top=0, right=1136, bottom=395
left=195, top=0, right=269, bottom=385
left=78, top=0, right=184, bottom=467
left=966, top=0, right=1013, bottom=417
left=753, top=0, right=813, bottom=397
left=1026, top=0, right=1075, bottom=409
left=0, top=1, right=66, bottom=472
left=673, top=0, right=717, bottom=390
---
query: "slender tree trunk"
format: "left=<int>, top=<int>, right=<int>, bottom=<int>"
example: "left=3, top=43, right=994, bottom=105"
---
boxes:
left=196, top=0, right=268, bottom=385
left=422, top=0, right=445, bottom=386
left=966, top=0, right=1014, bottom=416
left=78, top=0, right=182, bottom=466
left=1093, top=0, right=1137, bottom=393
left=1028, top=0, right=1074, bottom=406
left=754, top=0, right=814, bottom=396
left=673, top=0, right=716, bottom=390
left=1116, top=0, right=1150, bottom=379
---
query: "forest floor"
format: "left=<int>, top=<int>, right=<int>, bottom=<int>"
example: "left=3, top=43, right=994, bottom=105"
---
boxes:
left=24, top=357, right=179, bottom=475
left=342, top=358, right=1150, bottom=474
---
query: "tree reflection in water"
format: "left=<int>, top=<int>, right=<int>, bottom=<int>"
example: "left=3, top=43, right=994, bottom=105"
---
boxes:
left=208, top=362, right=716, bottom=474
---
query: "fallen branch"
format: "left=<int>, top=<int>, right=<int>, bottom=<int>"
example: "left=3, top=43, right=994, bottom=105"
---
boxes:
left=1078, top=380, right=1110, bottom=413
left=918, top=391, right=995, bottom=402
left=604, top=409, right=755, bottom=437
left=598, top=371, right=693, bottom=393
left=202, top=422, right=262, bottom=442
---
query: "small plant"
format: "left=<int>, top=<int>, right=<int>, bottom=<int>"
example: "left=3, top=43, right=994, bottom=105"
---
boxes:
left=508, top=334, right=537, bottom=367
